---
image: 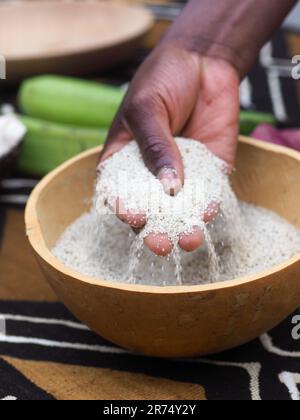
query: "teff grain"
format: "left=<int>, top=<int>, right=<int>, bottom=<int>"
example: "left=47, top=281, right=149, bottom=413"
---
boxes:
left=53, top=138, right=300, bottom=286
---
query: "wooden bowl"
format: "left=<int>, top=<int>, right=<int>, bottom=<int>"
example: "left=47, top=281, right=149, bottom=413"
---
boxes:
left=0, top=1, right=153, bottom=83
left=25, top=137, right=300, bottom=358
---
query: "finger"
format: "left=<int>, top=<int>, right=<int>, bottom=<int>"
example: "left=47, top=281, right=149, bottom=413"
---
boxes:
left=144, top=233, right=173, bottom=256
left=203, top=201, right=220, bottom=223
left=115, top=198, right=147, bottom=229
left=179, top=227, right=204, bottom=252
left=123, top=94, right=184, bottom=195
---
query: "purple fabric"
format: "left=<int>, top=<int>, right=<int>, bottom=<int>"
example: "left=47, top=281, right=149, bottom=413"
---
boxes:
left=251, top=123, right=300, bottom=152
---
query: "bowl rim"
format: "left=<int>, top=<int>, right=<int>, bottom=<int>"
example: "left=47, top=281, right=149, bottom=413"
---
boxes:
left=25, top=136, right=300, bottom=295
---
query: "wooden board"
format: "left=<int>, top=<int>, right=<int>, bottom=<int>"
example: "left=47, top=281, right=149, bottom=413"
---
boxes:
left=0, top=1, right=153, bottom=82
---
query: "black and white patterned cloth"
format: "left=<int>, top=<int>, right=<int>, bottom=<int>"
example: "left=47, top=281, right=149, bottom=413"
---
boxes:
left=241, top=33, right=300, bottom=126
left=0, top=300, right=299, bottom=400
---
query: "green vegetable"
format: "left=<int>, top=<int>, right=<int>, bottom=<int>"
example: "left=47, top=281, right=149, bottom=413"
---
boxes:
left=19, top=75, right=275, bottom=136
left=18, top=115, right=107, bottom=176
left=17, top=109, right=276, bottom=177
left=18, top=75, right=124, bottom=128
left=240, top=111, right=276, bottom=135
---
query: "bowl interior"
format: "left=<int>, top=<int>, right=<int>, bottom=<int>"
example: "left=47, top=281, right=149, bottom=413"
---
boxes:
left=232, top=139, right=300, bottom=228
left=32, top=138, right=300, bottom=267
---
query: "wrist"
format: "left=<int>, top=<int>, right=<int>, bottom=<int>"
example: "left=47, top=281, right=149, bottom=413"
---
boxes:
left=151, top=39, right=240, bottom=88
left=160, top=35, right=246, bottom=79
left=160, top=0, right=296, bottom=79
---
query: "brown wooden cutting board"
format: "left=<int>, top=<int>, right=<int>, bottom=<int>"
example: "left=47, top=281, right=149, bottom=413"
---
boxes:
left=0, top=1, right=153, bottom=82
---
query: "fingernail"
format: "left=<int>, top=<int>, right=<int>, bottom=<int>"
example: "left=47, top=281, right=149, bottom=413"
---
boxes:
left=158, top=167, right=182, bottom=196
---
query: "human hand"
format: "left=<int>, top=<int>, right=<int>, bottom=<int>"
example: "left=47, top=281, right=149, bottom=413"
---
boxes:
left=99, top=44, right=240, bottom=256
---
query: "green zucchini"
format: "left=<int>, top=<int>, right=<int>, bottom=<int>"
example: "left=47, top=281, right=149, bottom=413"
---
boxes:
left=240, top=110, right=276, bottom=135
left=19, top=75, right=276, bottom=136
left=18, top=75, right=124, bottom=128
left=18, top=115, right=107, bottom=176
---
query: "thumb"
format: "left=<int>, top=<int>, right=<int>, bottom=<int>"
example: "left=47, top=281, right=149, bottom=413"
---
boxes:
left=98, top=112, right=131, bottom=167
left=123, top=95, right=184, bottom=196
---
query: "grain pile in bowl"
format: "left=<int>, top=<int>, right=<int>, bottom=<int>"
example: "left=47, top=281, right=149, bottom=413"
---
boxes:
left=53, top=138, right=300, bottom=286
